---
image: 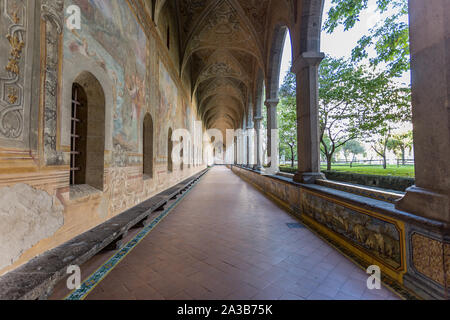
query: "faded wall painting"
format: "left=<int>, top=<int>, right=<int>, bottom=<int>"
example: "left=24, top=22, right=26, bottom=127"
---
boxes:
left=64, top=0, right=147, bottom=162
left=301, top=191, right=402, bottom=269
left=158, top=63, right=178, bottom=161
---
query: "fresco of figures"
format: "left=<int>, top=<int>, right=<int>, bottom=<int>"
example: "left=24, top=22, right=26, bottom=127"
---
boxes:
left=301, top=192, right=401, bottom=269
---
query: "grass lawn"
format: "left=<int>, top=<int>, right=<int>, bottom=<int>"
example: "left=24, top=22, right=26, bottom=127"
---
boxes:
left=321, top=164, right=415, bottom=177
left=280, top=164, right=415, bottom=177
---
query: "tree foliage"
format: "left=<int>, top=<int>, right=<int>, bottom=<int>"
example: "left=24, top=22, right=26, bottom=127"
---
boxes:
left=319, top=56, right=411, bottom=170
left=387, top=131, right=413, bottom=164
left=278, top=73, right=297, bottom=167
left=324, top=0, right=410, bottom=76
left=342, top=140, right=365, bottom=162
left=277, top=57, right=411, bottom=171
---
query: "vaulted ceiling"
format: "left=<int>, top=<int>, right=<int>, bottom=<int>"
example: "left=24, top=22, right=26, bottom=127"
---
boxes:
left=157, top=0, right=280, bottom=138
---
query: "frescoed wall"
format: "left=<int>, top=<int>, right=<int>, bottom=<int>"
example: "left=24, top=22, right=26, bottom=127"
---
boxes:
left=65, top=0, right=147, bottom=157
left=0, top=0, right=207, bottom=276
left=158, top=63, right=179, bottom=161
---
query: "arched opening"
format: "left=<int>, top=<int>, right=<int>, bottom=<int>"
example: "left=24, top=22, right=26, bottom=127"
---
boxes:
left=70, top=72, right=105, bottom=191
left=168, top=127, right=173, bottom=173
left=313, top=0, right=413, bottom=187
left=275, top=28, right=295, bottom=169
left=265, top=25, right=293, bottom=171
left=180, top=136, right=184, bottom=171
left=143, top=113, right=154, bottom=179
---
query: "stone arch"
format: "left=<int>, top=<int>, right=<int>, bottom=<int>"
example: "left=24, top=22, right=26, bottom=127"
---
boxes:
left=298, top=0, right=325, bottom=54
left=266, top=24, right=291, bottom=100
left=71, top=71, right=106, bottom=191
left=254, top=69, right=265, bottom=118
left=143, top=113, right=154, bottom=179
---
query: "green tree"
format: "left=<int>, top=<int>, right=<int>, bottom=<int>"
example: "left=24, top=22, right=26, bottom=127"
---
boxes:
left=320, top=135, right=342, bottom=166
left=318, top=56, right=386, bottom=171
left=278, top=100, right=297, bottom=168
left=370, top=127, right=391, bottom=169
left=342, top=140, right=365, bottom=163
left=362, top=71, right=412, bottom=169
left=278, top=73, right=297, bottom=168
left=279, top=57, right=411, bottom=172
left=387, top=131, right=413, bottom=165
left=324, top=0, right=410, bottom=76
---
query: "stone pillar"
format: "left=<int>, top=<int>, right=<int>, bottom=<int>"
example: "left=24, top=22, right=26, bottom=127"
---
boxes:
left=292, top=52, right=326, bottom=184
left=253, top=116, right=263, bottom=170
left=265, top=99, right=279, bottom=170
left=395, top=0, right=450, bottom=223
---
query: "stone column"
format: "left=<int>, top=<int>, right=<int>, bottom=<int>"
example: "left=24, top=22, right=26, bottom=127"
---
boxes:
left=265, top=99, right=279, bottom=170
left=292, top=52, right=326, bottom=184
left=253, top=116, right=263, bottom=170
left=396, top=0, right=450, bottom=222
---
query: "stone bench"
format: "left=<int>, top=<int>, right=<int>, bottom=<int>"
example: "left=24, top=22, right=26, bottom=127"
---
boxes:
left=0, top=169, right=209, bottom=300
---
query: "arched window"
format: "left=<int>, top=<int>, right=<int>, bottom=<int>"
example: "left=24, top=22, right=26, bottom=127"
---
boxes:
left=143, top=113, right=154, bottom=179
left=70, top=72, right=105, bottom=191
left=168, top=128, right=173, bottom=173
left=180, top=136, right=184, bottom=171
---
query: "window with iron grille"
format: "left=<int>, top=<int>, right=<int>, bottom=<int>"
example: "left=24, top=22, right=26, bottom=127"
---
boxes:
left=70, top=84, right=87, bottom=185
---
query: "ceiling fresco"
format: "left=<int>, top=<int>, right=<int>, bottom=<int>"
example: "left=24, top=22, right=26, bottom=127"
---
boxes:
left=156, top=0, right=278, bottom=138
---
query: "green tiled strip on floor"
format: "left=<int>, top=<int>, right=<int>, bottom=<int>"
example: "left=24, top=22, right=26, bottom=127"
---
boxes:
left=64, top=171, right=208, bottom=300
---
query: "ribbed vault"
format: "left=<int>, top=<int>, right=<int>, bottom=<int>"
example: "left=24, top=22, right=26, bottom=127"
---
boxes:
left=152, top=0, right=298, bottom=142
left=167, top=0, right=270, bottom=137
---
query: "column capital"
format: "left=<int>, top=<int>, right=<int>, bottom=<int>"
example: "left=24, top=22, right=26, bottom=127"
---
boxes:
left=291, top=51, right=325, bottom=73
left=253, top=116, right=263, bottom=122
left=264, top=99, right=279, bottom=108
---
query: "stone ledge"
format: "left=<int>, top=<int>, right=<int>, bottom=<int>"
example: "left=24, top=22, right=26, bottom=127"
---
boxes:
left=232, top=165, right=450, bottom=233
left=0, top=169, right=209, bottom=300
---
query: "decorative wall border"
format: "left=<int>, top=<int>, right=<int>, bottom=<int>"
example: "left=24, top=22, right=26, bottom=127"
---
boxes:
left=0, top=0, right=25, bottom=140
left=40, top=0, right=64, bottom=166
left=301, top=188, right=407, bottom=277
left=403, top=224, right=450, bottom=299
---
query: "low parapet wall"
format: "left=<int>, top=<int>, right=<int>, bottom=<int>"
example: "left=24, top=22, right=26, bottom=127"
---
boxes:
left=231, top=165, right=450, bottom=300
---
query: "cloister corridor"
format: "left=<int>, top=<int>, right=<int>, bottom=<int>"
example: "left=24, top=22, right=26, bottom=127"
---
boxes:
left=51, top=167, right=399, bottom=301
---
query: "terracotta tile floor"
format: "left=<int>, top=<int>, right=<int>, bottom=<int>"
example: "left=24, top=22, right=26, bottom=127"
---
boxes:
left=57, top=166, right=401, bottom=300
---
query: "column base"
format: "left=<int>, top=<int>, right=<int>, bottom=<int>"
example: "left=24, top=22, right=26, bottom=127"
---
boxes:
left=396, top=186, right=450, bottom=223
left=293, top=172, right=326, bottom=184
